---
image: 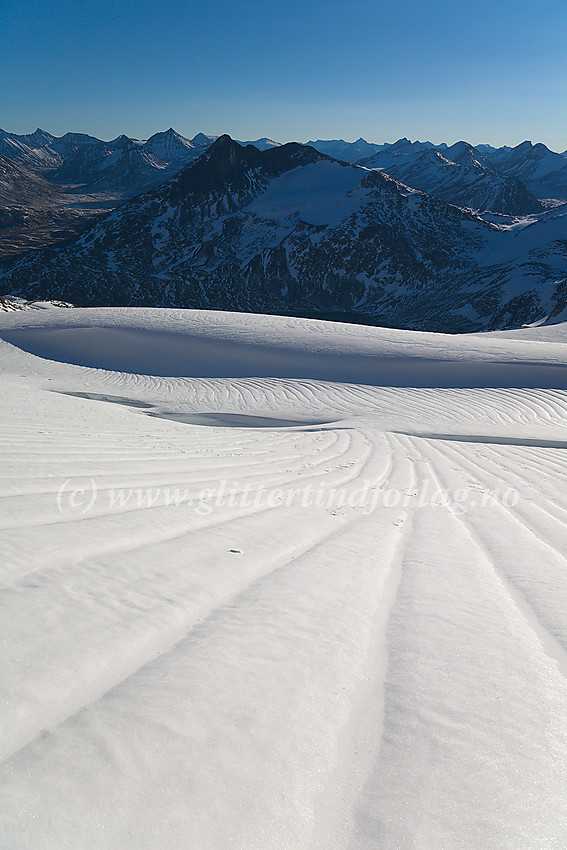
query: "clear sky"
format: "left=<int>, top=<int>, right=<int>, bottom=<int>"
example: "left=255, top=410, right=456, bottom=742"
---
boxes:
left=2, top=0, right=567, bottom=151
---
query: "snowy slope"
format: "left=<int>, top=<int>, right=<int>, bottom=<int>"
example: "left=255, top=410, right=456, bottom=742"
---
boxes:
left=0, top=306, right=566, bottom=850
left=0, top=134, right=62, bottom=171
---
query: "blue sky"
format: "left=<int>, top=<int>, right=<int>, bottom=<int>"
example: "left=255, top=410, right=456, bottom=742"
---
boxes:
left=2, top=0, right=567, bottom=150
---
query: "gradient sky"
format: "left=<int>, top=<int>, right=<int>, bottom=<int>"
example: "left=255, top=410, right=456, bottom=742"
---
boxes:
left=2, top=0, right=567, bottom=151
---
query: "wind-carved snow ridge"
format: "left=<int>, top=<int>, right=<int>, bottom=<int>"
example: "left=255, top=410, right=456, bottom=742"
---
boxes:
left=0, top=307, right=566, bottom=850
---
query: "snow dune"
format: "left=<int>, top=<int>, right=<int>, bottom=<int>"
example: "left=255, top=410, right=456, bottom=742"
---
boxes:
left=0, top=307, right=566, bottom=849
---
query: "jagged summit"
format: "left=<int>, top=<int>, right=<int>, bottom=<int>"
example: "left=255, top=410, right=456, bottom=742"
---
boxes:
left=28, top=128, right=56, bottom=145
left=206, top=133, right=235, bottom=151
left=149, top=128, right=184, bottom=139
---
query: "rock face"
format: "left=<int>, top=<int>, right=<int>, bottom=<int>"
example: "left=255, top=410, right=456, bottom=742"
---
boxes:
left=2, top=136, right=566, bottom=331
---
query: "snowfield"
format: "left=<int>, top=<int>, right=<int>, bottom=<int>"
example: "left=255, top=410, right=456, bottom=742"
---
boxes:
left=0, top=307, right=566, bottom=850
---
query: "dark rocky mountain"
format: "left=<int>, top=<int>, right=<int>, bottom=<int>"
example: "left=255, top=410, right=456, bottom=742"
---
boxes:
left=442, top=141, right=494, bottom=169
left=2, top=136, right=565, bottom=331
left=47, top=131, right=102, bottom=159
left=1, top=128, right=56, bottom=147
left=190, top=132, right=218, bottom=146
left=48, top=129, right=214, bottom=197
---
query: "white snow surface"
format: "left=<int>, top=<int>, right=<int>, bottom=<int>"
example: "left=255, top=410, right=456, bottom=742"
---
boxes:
left=247, top=161, right=369, bottom=227
left=0, top=307, right=566, bottom=850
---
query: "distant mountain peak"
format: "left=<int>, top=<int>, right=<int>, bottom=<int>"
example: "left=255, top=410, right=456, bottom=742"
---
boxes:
left=144, top=128, right=196, bottom=157
left=237, top=137, right=282, bottom=151
left=107, top=134, right=133, bottom=149
left=156, top=128, right=187, bottom=140
left=191, top=132, right=218, bottom=146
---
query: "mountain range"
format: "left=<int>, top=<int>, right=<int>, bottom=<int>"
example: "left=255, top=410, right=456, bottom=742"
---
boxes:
left=2, top=126, right=567, bottom=206
left=482, top=141, right=567, bottom=200
left=0, top=128, right=216, bottom=195
left=358, top=141, right=541, bottom=216
left=0, top=128, right=219, bottom=254
left=2, top=134, right=566, bottom=331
